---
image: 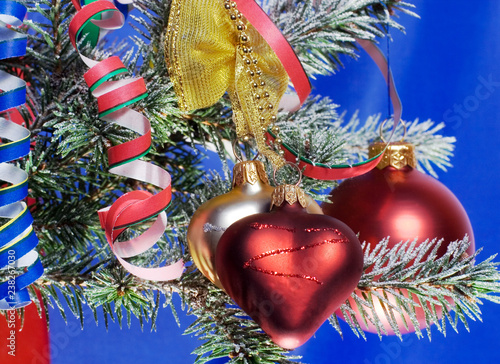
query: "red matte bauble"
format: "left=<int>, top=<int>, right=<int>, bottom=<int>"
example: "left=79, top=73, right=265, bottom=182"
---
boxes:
left=216, top=190, right=363, bottom=349
left=323, top=162, right=475, bottom=335
left=0, top=291, right=50, bottom=363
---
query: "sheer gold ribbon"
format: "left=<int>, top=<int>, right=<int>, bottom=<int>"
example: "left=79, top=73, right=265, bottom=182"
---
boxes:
left=165, top=0, right=288, bottom=167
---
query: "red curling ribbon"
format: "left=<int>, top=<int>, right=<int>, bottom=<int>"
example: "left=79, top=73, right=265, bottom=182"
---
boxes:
left=235, top=1, right=400, bottom=180
left=68, top=1, right=119, bottom=50
left=357, top=38, right=402, bottom=124
left=265, top=131, right=385, bottom=180
left=69, top=0, right=184, bottom=281
left=233, top=0, right=311, bottom=105
left=95, top=78, right=148, bottom=116
left=266, top=38, right=402, bottom=180
left=71, top=0, right=82, bottom=11
left=107, top=130, right=151, bottom=168
left=84, top=55, right=128, bottom=91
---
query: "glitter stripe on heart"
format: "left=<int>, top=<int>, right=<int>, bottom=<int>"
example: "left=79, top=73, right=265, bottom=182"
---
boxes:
left=243, top=234, right=349, bottom=285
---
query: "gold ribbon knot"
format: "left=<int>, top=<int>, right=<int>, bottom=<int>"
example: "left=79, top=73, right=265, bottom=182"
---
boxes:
left=165, top=0, right=288, bottom=167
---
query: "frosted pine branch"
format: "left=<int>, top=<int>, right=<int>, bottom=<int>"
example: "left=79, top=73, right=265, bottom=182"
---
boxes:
left=276, top=101, right=456, bottom=191
left=337, top=113, right=456, bottom=177
left=262, top=0, right=418, bottom=77
left=331, top=236, right=500, bottom=340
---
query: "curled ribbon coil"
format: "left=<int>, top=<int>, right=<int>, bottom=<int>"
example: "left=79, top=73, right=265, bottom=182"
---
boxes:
left=0, top=0, right=44, bottom=310
left=76, top=0, right=132, bottom=48
left=69, top=1, right=184, bottom=281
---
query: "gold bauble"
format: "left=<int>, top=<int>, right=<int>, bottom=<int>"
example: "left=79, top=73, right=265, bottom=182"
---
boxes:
left=187, top=160, right=322, bottom=288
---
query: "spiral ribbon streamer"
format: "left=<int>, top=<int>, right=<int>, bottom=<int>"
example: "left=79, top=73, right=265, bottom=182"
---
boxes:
left=77, top=0, right=131, bottom=47
left=0, top=0, right=44, bottom=310
left=69, top=1, right=184, bottom=281
left=167, top=0, right=401, bottom=180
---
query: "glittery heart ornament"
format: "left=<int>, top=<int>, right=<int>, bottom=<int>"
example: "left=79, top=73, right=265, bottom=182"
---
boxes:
left=216, top=184, right=363, bottom=349
left=187, top=159, right=322, bottom=289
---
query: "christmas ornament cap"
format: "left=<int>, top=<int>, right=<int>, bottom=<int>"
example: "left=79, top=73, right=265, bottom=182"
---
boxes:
left=271, top=184, right=308, bottom=209
left=369, top=141, right=416, bottom=170
left=232, top=160, right=269, bottom=187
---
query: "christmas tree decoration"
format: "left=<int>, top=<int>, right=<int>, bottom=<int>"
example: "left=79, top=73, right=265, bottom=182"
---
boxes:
left=188, top=155, right=322, bottom=288
left=165, top=0, right=311, bottom=168
left=0, top=0, right=43, bottom=310
left=166, top=0, right=398, bottom=179
left=216, top=168, right=363, bottom=349
left=323, top=140, right=475, bottom=334
left=77, top=0, right=132, bottom=48
left=69, top=0, right=184, bottom=280
left=6, top=0, right=500, bottom=362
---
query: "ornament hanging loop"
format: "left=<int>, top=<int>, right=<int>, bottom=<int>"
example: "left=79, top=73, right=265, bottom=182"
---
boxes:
left=380, top=118, right=406, bottom=143
left=232, top=138, right=259, bottom=162
left=273, top=161, right=302, bottom=187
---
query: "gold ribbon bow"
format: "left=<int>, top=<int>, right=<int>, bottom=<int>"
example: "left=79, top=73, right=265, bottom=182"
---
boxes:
left=166, top=0, right=288, bottom=167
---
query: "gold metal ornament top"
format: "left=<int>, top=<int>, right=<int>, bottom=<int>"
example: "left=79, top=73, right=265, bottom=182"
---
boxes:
left=165, top=0, right=288, bottom=168
left=271, top=184, right=308, bottom=209
left=232, top=160, right=269, bottom=187
left=369, top=142, right=417, bottom=170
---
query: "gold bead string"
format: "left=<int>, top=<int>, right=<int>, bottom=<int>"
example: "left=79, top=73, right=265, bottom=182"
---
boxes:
left=223, top=0, right=285, bottom=166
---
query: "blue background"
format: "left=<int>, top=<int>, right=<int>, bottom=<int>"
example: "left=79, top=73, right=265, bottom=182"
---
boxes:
left=48, top=1, right=500, bottom=363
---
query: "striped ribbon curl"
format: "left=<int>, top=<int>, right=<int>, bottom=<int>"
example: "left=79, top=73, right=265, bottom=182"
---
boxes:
left=69, top=0, right=184, bottom=281
left=0, top=0, right=43, bottom=310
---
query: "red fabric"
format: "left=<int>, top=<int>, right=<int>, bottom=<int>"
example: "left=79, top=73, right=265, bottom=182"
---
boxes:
left=0, top=290, right=50, bottom=363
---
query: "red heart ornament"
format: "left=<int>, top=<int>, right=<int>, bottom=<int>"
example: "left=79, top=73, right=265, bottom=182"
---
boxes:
left=216, top=185, right=363, bottom=349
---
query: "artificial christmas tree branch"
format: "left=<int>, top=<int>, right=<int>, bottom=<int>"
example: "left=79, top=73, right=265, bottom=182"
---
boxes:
left=264, top=0, right=418, bottom=77
left=22, top=236, right=500, bottom=331
left=332, top=236, right=500, bottom=340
